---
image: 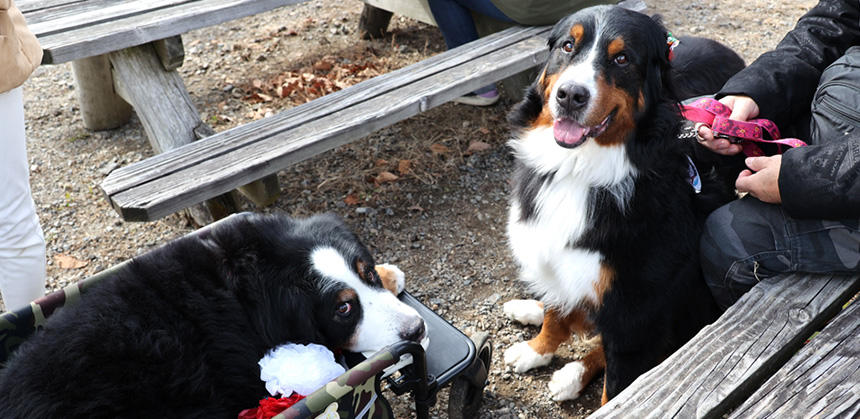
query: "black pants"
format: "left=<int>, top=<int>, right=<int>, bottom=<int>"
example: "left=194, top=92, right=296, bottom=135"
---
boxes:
left=701, top=48, right=860, bottom=310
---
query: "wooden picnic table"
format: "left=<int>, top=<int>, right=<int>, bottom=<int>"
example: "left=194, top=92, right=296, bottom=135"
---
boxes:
left=590, top=272, right=860, bottom=418
left=20, top=0, right=305, bottom=223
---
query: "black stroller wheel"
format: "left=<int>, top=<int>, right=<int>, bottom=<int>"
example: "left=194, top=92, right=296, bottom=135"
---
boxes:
left=447, top=331, right=492, bottom=419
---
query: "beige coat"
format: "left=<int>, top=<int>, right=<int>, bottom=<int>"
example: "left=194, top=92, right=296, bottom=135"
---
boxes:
left=0, top=0, right=42, bottom=93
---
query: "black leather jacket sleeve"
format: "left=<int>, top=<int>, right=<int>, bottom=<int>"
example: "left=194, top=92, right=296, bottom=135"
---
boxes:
left=717, top=0, right=860, bottom=128
left=716, top=0, right=860, bottom=219
left=779, top=138, right=860, bottom=219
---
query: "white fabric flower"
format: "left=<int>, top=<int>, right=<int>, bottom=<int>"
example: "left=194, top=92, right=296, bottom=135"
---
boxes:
left=258, top=343, right=346, bottom=397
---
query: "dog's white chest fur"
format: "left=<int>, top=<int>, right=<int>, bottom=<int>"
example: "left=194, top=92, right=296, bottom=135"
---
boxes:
left=507, top=128, right=636, bottom=313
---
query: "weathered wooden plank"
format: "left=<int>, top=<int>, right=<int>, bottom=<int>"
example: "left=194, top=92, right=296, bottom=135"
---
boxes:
left=152, top=35, right=185, bottom=71
left=729, top=299, right=860, bottom=418
left=110, top=43, right=203, bottom=153
left=71, top=54, right=132, bottom=130
left=15, top=0, right=82, bottom=14
left=33, top=0, right=305, bottom=64
left=99, top=25, right=548, bottom=199
left=102, top=35, right=549, bottom=221
left=590, top=273, right=860, bottom=419
left=109, top=43, right=239, bottom=223
left=25, top=0, right=190, bottom=31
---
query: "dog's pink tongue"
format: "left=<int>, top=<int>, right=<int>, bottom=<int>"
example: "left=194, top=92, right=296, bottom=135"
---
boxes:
left=553, top=119, right=586, bottom=146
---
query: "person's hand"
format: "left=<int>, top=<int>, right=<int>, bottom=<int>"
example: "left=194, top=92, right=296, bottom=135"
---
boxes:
left=696, top=95, right=760, bottom=156
left=736, top=155, right=782, bottom=203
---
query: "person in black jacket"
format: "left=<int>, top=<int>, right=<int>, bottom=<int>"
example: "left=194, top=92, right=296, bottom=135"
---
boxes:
left=695, top=0, right=860, bottom=309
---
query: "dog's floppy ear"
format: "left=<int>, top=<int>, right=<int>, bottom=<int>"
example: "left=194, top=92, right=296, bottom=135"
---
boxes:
left=641, top=19, right=679, bottom=108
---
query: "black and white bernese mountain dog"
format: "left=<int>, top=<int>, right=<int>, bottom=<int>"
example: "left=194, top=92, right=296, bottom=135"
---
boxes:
left=502, top=5, right=746, bottom=404
left=0, top=212, right=425, bottom=417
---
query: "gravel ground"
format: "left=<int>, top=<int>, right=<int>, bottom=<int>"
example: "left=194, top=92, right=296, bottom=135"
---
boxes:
left=12, top=0, right=814, bottom=417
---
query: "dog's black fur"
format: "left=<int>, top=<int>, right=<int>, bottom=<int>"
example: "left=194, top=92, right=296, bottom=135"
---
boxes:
left=507, top=6, right=746, bottom=399
left=0, top=213, right=394, bottom=417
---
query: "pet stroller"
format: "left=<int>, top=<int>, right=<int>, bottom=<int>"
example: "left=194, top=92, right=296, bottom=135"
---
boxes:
left=0, top=218, right=492, bottom=419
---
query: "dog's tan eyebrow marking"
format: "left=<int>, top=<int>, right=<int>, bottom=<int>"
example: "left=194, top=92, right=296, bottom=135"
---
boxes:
left=354, top=259, right=374, bottom=284
left=570, top=24, right=585, bottom=45
left=608, top=37, right=625, bottom=56
left=337, top=288, right=357, bottom=302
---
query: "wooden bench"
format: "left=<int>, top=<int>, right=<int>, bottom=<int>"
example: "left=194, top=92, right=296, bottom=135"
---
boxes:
left=590, top=273, right=860, bottom=418
left=20, top=0, right=306, bottom=224
left=99, top=24, right=551, bottom=221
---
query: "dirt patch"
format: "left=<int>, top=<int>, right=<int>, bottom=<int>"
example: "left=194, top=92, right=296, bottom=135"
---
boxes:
left=14, top=0, right=814, bottom=417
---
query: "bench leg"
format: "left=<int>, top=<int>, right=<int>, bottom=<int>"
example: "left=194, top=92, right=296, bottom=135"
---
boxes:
left=152, top=35, right=185, bottom=71
left=71, top=55, right=132, bottom=130
left=108, top=43, right=243, bottom=225
left=358, top=4, right=392, bottom=39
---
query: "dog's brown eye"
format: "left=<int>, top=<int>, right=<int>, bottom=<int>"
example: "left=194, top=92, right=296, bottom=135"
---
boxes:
left=562, top=41, right=574, bottom=53
left=336, top=302, right=352, bottom=317
left=614, top=54, right=628, bottom=66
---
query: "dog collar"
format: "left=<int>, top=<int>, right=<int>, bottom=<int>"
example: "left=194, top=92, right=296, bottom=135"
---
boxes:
left=666, top=32, right=680, bottom=61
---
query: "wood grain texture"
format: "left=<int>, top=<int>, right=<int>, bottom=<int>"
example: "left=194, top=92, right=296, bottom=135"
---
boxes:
left=71, top=54, right=132, bottom=130
left=100, top=25, right=544, bottom=196
left=589, top=273, right=860, bottom=419
left=24, top=0, right=305, bottom=64
left=109, top=43, right=202, bottom=153
left=101, top=31, right=549, bottom=221
left=98, top=26, right=545, bottom=200
left=729, top=299, right=860, bottom=419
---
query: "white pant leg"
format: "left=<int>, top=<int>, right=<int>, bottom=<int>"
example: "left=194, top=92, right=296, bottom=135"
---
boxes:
left=0, top=86, right=46, bottom=311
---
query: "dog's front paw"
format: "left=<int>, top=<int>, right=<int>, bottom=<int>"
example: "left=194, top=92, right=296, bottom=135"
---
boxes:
left=548, top=361, right=586, bottom=401
left=504, top=341, right=552, bottom=373
left=375, top=264, right=405, bottom=295
left=503, top=299, right=544, bottom=326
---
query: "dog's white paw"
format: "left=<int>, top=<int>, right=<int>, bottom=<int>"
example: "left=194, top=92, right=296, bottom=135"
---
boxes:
left=503, top=299, right=544, bottom=326
left=376, top=263, right=405, bottom=295
left=504, top=341, right=552, bottom=373
left=548, top=361, right=587, bottom=401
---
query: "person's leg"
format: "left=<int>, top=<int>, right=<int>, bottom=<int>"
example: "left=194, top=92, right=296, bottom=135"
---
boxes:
left=701, top=196, right=860, bottom=310
left=0, top=86, right=46, bottom=311
left=427, top=0, right=512, bottom=49
left=426, top=0, right=512, bottom=104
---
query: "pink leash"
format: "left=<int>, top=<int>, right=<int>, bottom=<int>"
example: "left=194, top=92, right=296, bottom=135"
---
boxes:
left=681, top=98, right=807, bottom=157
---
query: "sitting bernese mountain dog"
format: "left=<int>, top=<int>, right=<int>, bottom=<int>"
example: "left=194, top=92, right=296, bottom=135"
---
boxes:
left=0, top=212, right=425, bottom=417
left=502, top=5, right=746, bottom=404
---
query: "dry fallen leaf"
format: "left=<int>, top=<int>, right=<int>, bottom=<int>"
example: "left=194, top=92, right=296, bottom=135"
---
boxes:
left=313, top=60, right=334, bottom=72
left=467, top=141, right=492, bottom=154
left=344, top=194, right=360, bottom=206
left=397, top=159, right=412, bottom=175
left=55, top=254, right=88, bottom=270
left=478, top=127, right=491, bottom=135
left=374, top=171, right=399, bottom=184
left=430, top=143, right=450, bottom=154
left=374, top=159, right=389, bottom=167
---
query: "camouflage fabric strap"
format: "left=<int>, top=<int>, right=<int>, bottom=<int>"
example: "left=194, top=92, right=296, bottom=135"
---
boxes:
left=0, top=261, right=129, bottom=365
left=681, top=97, right=807, bottom=157
left=277, top=348, right=399, bottom=419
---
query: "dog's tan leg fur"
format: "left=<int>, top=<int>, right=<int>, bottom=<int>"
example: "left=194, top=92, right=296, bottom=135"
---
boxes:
left=527, top=308, right=590, bottom=355
left=581, top=339, right=607, bottom=398
left=375, top=265, right=400, bottom=295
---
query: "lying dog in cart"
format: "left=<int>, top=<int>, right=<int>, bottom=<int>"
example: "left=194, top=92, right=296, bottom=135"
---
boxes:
left=0, top=213, right=426, bottom=417
left=502, top=5, right=746, bottom=403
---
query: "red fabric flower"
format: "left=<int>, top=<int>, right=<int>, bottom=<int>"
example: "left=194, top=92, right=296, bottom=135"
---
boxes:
left=238, top=394, right=306, bottom=419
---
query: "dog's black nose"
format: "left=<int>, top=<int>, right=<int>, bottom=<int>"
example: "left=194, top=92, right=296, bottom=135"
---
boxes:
left=556, top=83, right=590, bottom=111
left=399, top=317, right=426, bottom=342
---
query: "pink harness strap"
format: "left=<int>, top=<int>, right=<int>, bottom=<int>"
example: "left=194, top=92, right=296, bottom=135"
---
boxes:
left=680, top=98, right=807, bottom=156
